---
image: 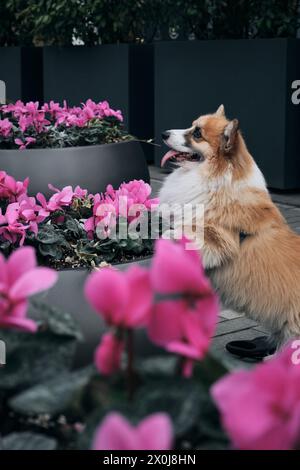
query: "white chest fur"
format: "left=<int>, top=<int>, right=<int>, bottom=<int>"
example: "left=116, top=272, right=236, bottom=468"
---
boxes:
left=159, top=161, right=267, bottom=209
left=159, top=165, right=210, bottom=207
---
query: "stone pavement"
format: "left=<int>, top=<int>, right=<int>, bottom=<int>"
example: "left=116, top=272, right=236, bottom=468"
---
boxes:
left=149, top=165, right=300, bottom=370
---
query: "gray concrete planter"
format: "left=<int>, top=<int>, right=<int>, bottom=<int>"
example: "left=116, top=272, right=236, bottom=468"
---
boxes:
left=0, top=140, right=150, bottom=197
left=154, top=39, right=300, bottom=189
left=41, top=258, right=152, bottom=367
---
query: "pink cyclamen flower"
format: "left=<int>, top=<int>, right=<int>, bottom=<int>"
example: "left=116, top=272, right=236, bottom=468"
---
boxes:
left=18, top=115, right=33, bottom=133
left=47, top=184, right=76, bottom=211
left=0, top=247, right=58, bottom=332
left=92, top=412, right=173, bottom=450
left=0, top=195, right=47, bottom=246
left=0, top=118, right=13, bottom=137
left=148, top=238, right=219, bottom=377
left=84, top=180, right=159, bottom=238
left=0, top=204, right=29, bottom=245
left=0, top=171, right=29, bottom=202
left=211, top=344, right=300, bottom=450
left=85, top=265, right=152, bottom=328
left=94, top=332, right=124, bottom=375
left=36, top=184, right=89, bottom=215
left=15, top=137, right=36, bottom=150
left=14, top=195, right=48, bottom=233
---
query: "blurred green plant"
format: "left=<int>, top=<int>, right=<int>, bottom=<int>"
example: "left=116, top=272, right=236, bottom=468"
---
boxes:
left=0, top=0, right=299, bottom=46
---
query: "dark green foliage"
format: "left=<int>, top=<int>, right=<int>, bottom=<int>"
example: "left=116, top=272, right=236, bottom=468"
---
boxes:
left=0, top=301, right=81, bottom=391
left=0, top=300, right=229, bottom=449
left=1, top=432, right=57, bottom=450
left=0, top=0, right=299, bottom=46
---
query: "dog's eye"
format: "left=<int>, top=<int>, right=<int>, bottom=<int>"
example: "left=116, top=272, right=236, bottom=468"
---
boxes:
left=193, top=127, right=202, bottom=139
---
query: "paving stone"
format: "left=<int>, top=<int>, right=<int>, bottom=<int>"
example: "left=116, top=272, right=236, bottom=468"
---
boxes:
left=214, top=317, right=257, bottom=337
left=220, top=309, right=244, bottom=320
left=217, top=316, right=228, bottom=323
left=271, top=192, right=300, bottom=208
left=212, top=328, right=263, bottom=351
left=253, top=325, right=272, bottom=334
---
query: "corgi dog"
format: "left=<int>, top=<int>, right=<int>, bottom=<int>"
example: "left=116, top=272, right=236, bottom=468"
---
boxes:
left=159, top=105, right=300, bottom=347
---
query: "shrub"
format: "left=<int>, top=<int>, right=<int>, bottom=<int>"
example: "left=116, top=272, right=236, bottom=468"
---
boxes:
left=0, top=0, right=299, bottom=46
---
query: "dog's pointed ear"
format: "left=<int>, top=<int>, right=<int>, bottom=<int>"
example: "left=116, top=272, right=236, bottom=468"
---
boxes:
left=215, top=104, right=225, bottom=117
left=222, top=119, right=239, bottom=154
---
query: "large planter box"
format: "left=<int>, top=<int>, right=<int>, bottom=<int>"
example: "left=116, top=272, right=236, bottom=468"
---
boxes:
left=154, top=39, right=300, bottom=189
left=42, top=44, right=154, bottom=162
left=0, top=140, right=150, bottom=197
left=0, top=47, right=43, bottom=103
left=41, top=258, right=152, bottom=367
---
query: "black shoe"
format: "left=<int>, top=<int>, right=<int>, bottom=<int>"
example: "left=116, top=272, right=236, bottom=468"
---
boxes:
left=226, top=336, right=276, bottom=360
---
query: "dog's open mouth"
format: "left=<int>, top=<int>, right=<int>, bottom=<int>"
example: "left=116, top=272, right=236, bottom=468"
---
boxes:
left=161, top=150, right=203, bottom=167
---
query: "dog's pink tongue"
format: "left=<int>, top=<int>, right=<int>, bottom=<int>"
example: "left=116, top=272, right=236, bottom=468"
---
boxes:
left=161, top=150, right=178, bottom=167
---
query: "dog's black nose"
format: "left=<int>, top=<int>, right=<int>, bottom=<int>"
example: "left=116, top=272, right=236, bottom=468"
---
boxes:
left=161, top=131, right=170, bottom=141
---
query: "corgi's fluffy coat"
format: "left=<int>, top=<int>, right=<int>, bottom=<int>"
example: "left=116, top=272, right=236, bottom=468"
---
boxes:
left=159, top=105, right=300, bottom=346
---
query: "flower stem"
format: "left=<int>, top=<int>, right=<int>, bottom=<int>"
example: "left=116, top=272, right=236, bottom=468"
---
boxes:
left=126, top=328, right=135, bottom=401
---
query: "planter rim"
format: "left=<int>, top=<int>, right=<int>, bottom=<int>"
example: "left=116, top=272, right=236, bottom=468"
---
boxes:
left=0, top=139, right=141, bottom=154
left=51, top=255, right=153, bottom=273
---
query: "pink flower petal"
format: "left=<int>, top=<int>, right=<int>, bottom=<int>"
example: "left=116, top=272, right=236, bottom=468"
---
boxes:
left=211, top=344, right=300, bottom=450
left=138, top=413, right=173, bottom=450
left=148, top=300, right=184, bottom=346
left=166, top=341, right=200, bottom=359
left=92, top=413, right=138, bottom=450
left=0, top=253, right=8, bottom=286
left=92, top=412, right=173, bottom=450
left=94, top=333, right=124, bottom=376
left=85, top=268, right=129, bottom=325
left=10, top=268, right=58, bottom=300
left=7, top=246, right=37, bottom=284
left=150, top=238, right=212, bottom=295
left=125, top=266, right=152, bottom=327
left=0, top=315, right=38, bottom=333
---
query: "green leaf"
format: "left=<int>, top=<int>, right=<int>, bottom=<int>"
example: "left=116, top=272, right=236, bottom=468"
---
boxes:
left=29, top=300, right=82, bottom=340
left=65, top=217, right=82, bottom=237
left=0, top=330, right=77, bottom=391
left=38, top=243, right=63, bottom=259
left=0, top=302, right=82, bottom=392
left=195, top=393, right=229, bottom=446
left=136, top=355, right=178, bottom=378
left=36, top=225, right=63, bottom=244
left=1, top=432, right=57, bottom=450
left=134, top=378, right=204, bottom=438
left=0, top=301, right=81, bottom=390
left=9, top=366, right=95, bottom=416
left=193, top=352, right=229, bottom=389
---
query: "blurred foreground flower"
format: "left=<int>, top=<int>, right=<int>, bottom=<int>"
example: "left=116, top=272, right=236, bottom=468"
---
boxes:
left=92, top=412, right=173, bottom=450
left=211, top=344, right=300, bottom=450
left=85, top=265, right=152, bottom=375
left=94, top=332, right=125, bottom=376
left=85, top=237, right=218, bottom=379
left=148, top=238, right=219, bottom=377
left=0, top=246, right=58, bottom=332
